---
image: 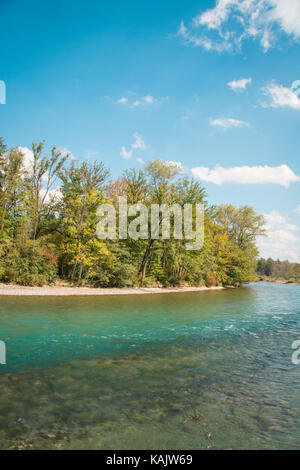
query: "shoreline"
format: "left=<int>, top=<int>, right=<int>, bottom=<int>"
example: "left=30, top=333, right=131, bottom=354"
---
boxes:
left=260, top=278, right=300, bottom=286
left=0, top=284, right=226, bottom=297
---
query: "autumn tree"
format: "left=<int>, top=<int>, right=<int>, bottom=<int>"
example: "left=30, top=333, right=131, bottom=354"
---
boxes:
left=0, top=147, right=24, bottom=236
left=24, top=142, right=68, bottom=240
left=58, top=161, right=110, bottom=283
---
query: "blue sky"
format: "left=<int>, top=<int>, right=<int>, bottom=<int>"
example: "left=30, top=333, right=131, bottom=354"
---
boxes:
left=0, top=0, right=300, bottom=261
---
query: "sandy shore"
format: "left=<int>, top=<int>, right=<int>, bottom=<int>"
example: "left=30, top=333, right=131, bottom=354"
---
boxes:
left=0, top=284, right=225, bottom=296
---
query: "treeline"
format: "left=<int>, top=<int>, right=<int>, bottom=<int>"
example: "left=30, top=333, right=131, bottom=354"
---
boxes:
left=0, top=138, right=266, bottom=287
left=256, top=258, right=300, bottom=282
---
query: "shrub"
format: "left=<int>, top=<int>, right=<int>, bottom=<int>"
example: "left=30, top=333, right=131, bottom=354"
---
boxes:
left=204, top=272, right=217, bottom=287
left=0, top=238, right=57, bottom=286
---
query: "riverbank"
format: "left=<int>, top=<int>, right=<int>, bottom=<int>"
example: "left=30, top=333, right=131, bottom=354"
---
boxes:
left=0, top=284, right=226, bottom=296
left=259, top=278, right=300, bottom=286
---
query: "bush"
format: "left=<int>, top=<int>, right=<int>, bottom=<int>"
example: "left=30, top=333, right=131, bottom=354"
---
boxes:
left=0, top=238, right=57, bottom=286
left=204, top=272, right=217, bottom=287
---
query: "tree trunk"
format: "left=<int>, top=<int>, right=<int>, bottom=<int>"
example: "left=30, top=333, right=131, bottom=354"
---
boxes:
left=139, top=239, right=155, bottom=286
left=71, top=260, right=78, bottom=280
left=78, top=263, right=83, bottom=283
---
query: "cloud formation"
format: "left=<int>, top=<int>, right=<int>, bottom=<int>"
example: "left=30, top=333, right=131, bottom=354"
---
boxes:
left=131, top=133, right=146, bottom=150
left=178, top=0, right=300, bottom=53
left=211, top=118, right=250, bottom=128
left=257, top=210, right=300, bottom=262
left=190, top=164, right=300, bottom=187
left=120, top=147, right=133, bottom=160
left=228, top=77, right=252, bottom=91
left=263, top=81, right=300, bottom=109
left=117, top=94, right=167, bottom=108
left=17, top=146, right=34, bottom=174
left=120, top=133, right=147, bottom=160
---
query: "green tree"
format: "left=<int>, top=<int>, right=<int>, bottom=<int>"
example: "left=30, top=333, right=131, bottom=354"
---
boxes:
left=25, top=142, right=68, bottom=240
left=0, top=147, right=24, bottom=236
left=215, top=204, right=266, bottom=249
left=0, top=138, right=267, bottom=288
left=58, top=161, right=110, bottom=284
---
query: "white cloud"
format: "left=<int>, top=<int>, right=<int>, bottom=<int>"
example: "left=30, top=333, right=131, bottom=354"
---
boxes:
left=117, top=94, right=167, bottom=108
left=18, top=146, right=48, bottom=182
left=137, top=157, right=145, bottom=164
left=40, top=187, right=62, bottom=204
left=178, top=20, right=230, bottom=52
left=18, top=146, right=74, bottom=176
left=132, top=100, right=141, bottom=107
left=132, top=133, right=147, bottom=150
left=195, top=0, right=233, bottom=30
left=257, top=210, right=300, bottom=262
left=211, top=118, right=250, bottom=128
left=178, top=0, right=300, bottom=53
left=120, top=146, right=133, bottom=160
left=263, top=81, right=300, bottom=109
left=190, top=164, right=300, bottom=187
left=143, top=95, right=155, bottom=104
left=121, top=133, right=147, bottom=160
left=228, top=77, right=252, bottom=91
left=117, top=97, right=128, bottom=104
left=17, top=146, right=34, bottom=173
left=269, top=0, right=300, bottom=37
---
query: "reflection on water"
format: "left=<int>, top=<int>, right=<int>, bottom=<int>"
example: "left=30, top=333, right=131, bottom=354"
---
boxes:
left=0, top=283, right=299, bottom=449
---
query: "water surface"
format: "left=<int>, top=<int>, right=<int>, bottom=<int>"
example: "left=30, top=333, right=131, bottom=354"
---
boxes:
left=0, top=282, right=299, bottom=449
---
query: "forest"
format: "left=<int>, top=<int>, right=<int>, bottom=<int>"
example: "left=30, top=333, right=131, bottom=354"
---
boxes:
left=0, top=138, right=266, bottom=287
left=256, top=258, right=300, bottom=283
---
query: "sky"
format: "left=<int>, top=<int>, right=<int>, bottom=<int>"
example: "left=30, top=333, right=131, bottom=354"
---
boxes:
left=0, top=0, right=300, bottom=261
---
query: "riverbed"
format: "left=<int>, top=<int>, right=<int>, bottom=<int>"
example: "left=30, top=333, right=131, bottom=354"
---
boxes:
left=0, top=282, right=299, bottom=449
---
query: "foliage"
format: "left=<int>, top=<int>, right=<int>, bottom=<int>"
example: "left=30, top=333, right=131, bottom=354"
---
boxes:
left=0, top=237, right=57, bottom=285
left=0, top=138, right=266, bottom=287
left=257, top=258, right=300, bottom=283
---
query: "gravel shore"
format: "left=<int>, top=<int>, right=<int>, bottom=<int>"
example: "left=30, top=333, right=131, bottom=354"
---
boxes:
left=0, top=284, right=225, bottom=296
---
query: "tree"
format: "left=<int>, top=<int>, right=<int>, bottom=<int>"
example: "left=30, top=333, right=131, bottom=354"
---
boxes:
left=256, top=257, right=300, bottom=281
left=0, top=137, right=7, bottom=163
left=137, top=160, right=182, bottom=284
left=58, top=161, right=110, bottom=283
left=24, top=142, right=68, bottom=240
left=215, top=204, right=266, bottom=249
left=0, top=147, right=24, bottom=236
left=0, top=137, right=267, bottom=288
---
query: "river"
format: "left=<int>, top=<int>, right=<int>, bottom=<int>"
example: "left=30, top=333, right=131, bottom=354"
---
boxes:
left=0, top=282, right=299, bottom=449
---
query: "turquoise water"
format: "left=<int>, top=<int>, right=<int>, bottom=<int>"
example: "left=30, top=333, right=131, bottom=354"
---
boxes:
left=0, top=282, right=299, bottom=449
